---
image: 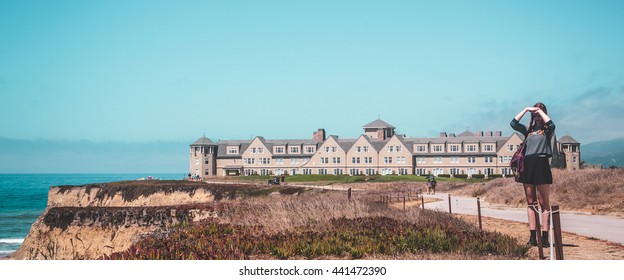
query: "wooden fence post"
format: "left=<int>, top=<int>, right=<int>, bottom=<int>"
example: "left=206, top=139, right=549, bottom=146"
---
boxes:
left=403, top=196, right=406, bottom=211
left=448, top=194, right=452, bottom=214
left=348, top=187, right=352, bottom=201
left=421, top=195, right=425, bottom=210
left=533, top=205, right=544, bottom=259
left=477, top=197, right=482, bottom=230
left=551, top=204, right=564, bottom=260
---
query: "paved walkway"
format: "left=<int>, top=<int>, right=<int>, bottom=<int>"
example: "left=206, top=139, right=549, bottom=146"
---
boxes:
left=423, top=193, right=624, bottom=245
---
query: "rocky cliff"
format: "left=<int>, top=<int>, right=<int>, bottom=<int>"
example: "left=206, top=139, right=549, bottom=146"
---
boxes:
left=12, top=180, right=305, bottom=260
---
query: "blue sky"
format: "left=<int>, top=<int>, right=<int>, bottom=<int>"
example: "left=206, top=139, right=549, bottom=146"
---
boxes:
left=1, top=0, right=624, bottom=144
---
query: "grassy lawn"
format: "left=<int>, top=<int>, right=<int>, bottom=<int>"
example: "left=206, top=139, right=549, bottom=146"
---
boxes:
left=216, top=174, right=487, bottom=184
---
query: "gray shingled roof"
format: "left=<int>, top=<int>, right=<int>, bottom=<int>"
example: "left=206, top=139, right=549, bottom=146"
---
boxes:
left=191, top=136, right=216, bottom=146
left=558, top=135, right=580, bottom=144
left=362, top=119, right=395, bottom=129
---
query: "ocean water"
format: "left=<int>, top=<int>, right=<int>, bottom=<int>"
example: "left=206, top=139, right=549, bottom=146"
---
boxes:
left=0, top=173, right=184, bottom=258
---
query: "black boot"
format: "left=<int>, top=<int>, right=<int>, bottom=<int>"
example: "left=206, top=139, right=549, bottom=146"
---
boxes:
left=527, top=230, right=537, bottom=246
left=541, top=231, right=550, bottom=247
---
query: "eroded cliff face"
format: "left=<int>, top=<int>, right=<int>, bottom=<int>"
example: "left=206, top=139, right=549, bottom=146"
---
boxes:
left=12, top=181, right=302, bottom=260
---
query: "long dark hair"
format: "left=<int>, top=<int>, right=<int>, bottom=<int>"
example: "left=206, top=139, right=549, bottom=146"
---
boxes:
left=529, top=102, right=548, bottom=132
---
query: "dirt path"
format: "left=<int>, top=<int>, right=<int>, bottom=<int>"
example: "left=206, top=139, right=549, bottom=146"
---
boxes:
left=456, top=214, right=624, bottom=260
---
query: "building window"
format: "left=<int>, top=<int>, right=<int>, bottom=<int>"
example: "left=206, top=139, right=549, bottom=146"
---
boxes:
left=290, top=158, right=299, bottom=164
left=434, top=157, right=442, bottom=164
left=258, top=148, right=264, bottom=153
left=303, top=169, right=312, bottom=175
left=416, top=145, right=426, bottom=152
left=468, top=156, right=476, bottom=163
left=416, top=168, right=426, bottom=175
left=333, top=157, right=341, bottom=164
left=352, top=157, right=361, bottom=164
left=319, top=168, right=327, bottom=175
left=484, top=156, right=493, bottom=163
left=388, top=146, right=394, bottom=152
left=365, top=168, right=376, bottom=175
left=355, top=146, right=361, bottom=152
left=251, top=148, right=257, bottom=154
left=398, top=168, right=408, bottom=175
left=450, top=157, right=459, bottom=164
left=450, top=145, right=459, bottom=152
left=227, top=147, right=238, bottom=154
left=433, top=145, right=443, bottom=152
left=275, top=158, right=284, bottom=165
left=364, top=157, right=373, bottom=164
left=349, top=169, right=360, bottom=175
left=466, top=145, right=477, bottom=152
left=450, top=168, right=460, bottom=175
left=324, top=146, right=330, bottom=153
left=501, top=168, right=511, bottom=175
left=321, top=157, right=329, bottom=164
left=416, top=157, right=426, bottom=164
left=363, top=146, right=369, bottom=152
left=244, top=158, right=255, bottom=165
left=334, top=169, right=343, bottom=175
left=397, top=157, right=406, bottom=164
left=499, top=156, right=511, bottom=163
left=396, top=146, right=402, bottom=152
left=259, top=158, right=270, bottom=165
left=290, top=146, right=300, bottom=154
left=573, top=156, right=577, bottom=163
left=274, top=147, right=284, bottom=154
left=507, top=145, right=515, bottom=151
left=384, top=157, right=392, bottom=164
left=484, top=144, right=494, bottom=152
left=305, top=146, right=315, bottom=154
left=331, top=146, right=337, bottom=152
left=433, top=168, right=443, bottom=175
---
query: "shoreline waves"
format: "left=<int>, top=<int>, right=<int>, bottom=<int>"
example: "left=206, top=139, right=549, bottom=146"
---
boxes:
left=0, top=173, right=183, bottom=259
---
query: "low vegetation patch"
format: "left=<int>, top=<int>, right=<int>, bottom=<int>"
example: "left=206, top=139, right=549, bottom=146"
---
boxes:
left=106, top=216, right=528, bottom=260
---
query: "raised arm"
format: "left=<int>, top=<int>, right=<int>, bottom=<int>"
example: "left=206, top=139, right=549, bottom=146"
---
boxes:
left=534, top=108, right=551, bottom=123
left=514, top=107, right=537, bottom=121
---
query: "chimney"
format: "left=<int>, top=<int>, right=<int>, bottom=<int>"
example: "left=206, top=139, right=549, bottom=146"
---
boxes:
left=449, top=133, right=456, bottom=137
left=486, top=131, right=493, bottom=137
left=313, top=129, right=326, bottom=142
left=494, top=131, right=502, bottom=137
left=440, top=132, right=447, bottom=138
left=377, top=129, right=385, bottom=140
left=476, top=131, right=483, bottom=137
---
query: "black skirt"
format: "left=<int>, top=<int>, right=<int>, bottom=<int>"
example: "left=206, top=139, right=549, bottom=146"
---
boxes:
left=518, top=156, right=553, bottom=185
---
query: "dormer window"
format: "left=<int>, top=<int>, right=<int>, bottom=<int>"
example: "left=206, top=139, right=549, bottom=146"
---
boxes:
left=290, top=146, right=300, bottom=154
left=227, top=146, right=238, bottom=154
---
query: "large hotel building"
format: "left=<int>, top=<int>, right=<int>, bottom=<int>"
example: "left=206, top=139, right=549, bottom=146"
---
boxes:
left=190, top=119, right=581, bottom=178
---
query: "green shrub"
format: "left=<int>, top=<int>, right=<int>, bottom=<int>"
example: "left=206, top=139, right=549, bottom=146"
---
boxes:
left=453, top=174, right=468, bottom=179
left=471, top=174, right=485, bottom=179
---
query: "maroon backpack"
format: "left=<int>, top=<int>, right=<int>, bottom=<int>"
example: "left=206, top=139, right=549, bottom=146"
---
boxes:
left=510, top=118, right=533, bottom=182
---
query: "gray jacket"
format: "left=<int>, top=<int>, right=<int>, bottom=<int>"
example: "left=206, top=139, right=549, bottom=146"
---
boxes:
left=510, top=119, right=557, bottom=158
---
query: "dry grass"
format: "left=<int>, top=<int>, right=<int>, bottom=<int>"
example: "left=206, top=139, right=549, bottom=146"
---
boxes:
left=108, top=189, right=529, bottom=260
left=437, top=168, right=624, bottom=217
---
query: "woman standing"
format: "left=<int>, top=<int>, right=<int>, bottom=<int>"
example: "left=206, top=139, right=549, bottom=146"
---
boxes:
left=510, top=102, right=556, bottom=246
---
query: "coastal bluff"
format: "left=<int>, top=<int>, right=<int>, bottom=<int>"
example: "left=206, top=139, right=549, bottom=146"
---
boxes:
left=12, top=180, right=305, bottom=260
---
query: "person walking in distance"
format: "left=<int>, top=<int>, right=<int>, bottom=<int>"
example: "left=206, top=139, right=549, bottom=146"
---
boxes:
left=510, top=102, right=556, bottom=246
